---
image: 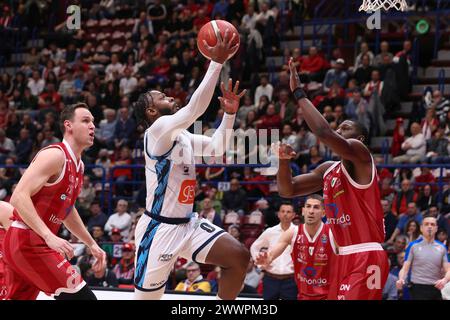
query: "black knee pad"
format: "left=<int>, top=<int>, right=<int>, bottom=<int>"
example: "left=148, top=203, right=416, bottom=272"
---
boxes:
left=54, top=284, right=97, bottom=300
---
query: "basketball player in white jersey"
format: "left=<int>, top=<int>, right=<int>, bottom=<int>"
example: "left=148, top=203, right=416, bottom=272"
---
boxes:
left=132, top=30, right=250, bottom=300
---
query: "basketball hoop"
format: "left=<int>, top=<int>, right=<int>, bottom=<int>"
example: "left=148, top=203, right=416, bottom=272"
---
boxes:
left=359, top=0, right=408, bottom=12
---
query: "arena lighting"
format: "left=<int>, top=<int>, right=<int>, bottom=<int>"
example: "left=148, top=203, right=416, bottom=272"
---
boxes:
left=416, top=19, right=430, bottom=34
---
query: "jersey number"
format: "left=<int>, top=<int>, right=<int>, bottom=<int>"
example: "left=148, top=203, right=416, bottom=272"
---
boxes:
left=200, top=223, right=215, bottom=233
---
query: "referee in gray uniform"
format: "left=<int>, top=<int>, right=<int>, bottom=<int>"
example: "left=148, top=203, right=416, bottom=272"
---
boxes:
left=396, top=214, right=450, bottom=300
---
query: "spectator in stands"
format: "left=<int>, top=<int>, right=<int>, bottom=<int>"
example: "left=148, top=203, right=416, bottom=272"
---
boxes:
left=298, top=46, right=328, bottom=83
left=255, top=103, right=281, bottom=135
left=40, top=128, right=59, bottom=148
left=374, top=41, right=394, bottom=67
left=147, top=0, right=167, bottom=34
left=27, top=70, right=45, bottom=96
left=275, top=89, right=296, bottom=124
left=426, top=126, right=449, bottom=164
left=416, top=184, right=437, bottom=212
left=174, top=261, right=211, bottom=293
left=87, top=201, right=108, bottom=232
left=119, top=67, right=138, bottom=97
left=15, top=128, right=32, bottom=164
left=441, top=182, right=450, bottom=215
left=244, top=258, right=262, bottom=291
left=380, top=179, right=396, bottom=202
left=237, top=94, right=257, bottom=126
left=132, top=11, right=154, bottom=40
left=392, top=122, right=426, bottom=164
left=91, top=225, right=108, bottom=243
left=386, top=235, right=408, bottom=271
left=421, top=108, right=439, bottom=140
left=105, top=53, right=124, bottom=82
left=199, top=197, right=222, bottom=227
left=295, top=125, right=317, bottom=161
left=254, top=75, right=273, bottom=106
left=395, top=40, right=413, bottom=64
left=104, top=199, right=132, bottom=238
left=228, top=224, right=241, bottom=242
left=388, top=202, right=423, bottom=244
left=302, top=145, right=324, bottom=173
left=95, top=108, right=117, bottom=150
left=363, top=70, right=383, bottom=98
left=281, top=124, right=297, bottom=150
left=405, top=219, right=422, bottom=242
left=78, top=175, right=97, bottom=212
left=416, top=165, right=437, bottom=189
left=77, top=246, right=96, bottom=279
left=112, top=242, right=135, bottom=286
left=428, top=206, right=450, bottom=235
left=223, top=178, right=248, bottom=215
left=323, top=58, right=347, bottom=92
left=354, top=42, right=374, bottom=69
left=0, top=128, right=15, bottom=163
left=353, top=54, right=374, bottom=88
left=429, top=90, right=450, bottom=123
left=396, top=215, right=450, bottom=300
left=250, top=202, right=297, bottom=300
left=382, top=199, right=398, bottom=242
left=109, top=228, right=123, bottom=244
left=382, top=260, right=398, bottom=300
left=391, top=117, right=406, bottom=157
left=86, top=264, right=118, bottom=288
left=114, top=107, right=136, bottom=149
left=437, top=229, right=448, bottom=249
left=241, top=5, right=258, bottom=32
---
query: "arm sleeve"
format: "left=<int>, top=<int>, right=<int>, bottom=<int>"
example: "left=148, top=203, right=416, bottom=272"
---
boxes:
left=250, top=230, right=269, bottom=260
left=187, top=113, right=236, bottom=157
left=146, top=61, right=223, bottom=157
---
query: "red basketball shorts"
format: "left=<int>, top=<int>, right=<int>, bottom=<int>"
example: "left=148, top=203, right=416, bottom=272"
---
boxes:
left=328, top=246, right=389, bottom=300
left=2, top=225, right=85, bottom=300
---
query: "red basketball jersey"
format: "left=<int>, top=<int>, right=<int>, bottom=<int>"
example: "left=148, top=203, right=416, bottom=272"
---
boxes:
left=322, top=160, right=385, bottom=246
left=12, top=141, right=84, bottom=235
left=291, top=223, right=334, bottom=300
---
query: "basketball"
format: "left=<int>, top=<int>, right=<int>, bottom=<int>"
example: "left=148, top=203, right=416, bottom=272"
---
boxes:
left=197, top=20, right=240, bottom=61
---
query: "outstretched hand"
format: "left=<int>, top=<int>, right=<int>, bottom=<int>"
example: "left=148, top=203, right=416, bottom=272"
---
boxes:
left=272, top=142, right=297, bottom=160
left=218, top=79, right=247, bottom=115
left=203, top=28, right=238, bottom=64
left=288, top=57, right=302, bottom=92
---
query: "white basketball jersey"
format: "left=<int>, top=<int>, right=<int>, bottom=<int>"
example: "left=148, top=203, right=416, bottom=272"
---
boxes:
left=144, top=130, right=196, bottom=219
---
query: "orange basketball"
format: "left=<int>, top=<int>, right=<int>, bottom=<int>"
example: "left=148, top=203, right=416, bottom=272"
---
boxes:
left=197, top=20, right=240, bottom=61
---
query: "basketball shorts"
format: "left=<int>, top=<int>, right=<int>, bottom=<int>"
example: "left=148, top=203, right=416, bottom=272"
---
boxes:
left=328, top=247, right=389, bottom=300
left=134, top=213, right=226, bottom=292
left=2, top=222, right=85, bottom=300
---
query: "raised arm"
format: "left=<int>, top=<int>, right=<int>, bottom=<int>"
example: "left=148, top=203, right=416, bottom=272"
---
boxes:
left=288, top=58, right=371, bottom=165
left=10, top=148, right=75, bottom=258
left=188, top=79, right=246, bottom=157
left=274, top=142, right=333, bottom=197
left=146, top=30, right=238, bottom=156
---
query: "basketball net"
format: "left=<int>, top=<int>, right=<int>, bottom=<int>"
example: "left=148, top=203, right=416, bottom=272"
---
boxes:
left=359, top=0, right=408, bottom=12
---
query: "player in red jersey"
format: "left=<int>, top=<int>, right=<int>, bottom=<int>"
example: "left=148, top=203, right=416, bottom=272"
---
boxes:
left=274, top=58, right=389, bottom=300
left=256, top=195, right=335, bottom=300
left=0, top=201, right=14, bottom=299
left=2, top=103, right=106, bottom=300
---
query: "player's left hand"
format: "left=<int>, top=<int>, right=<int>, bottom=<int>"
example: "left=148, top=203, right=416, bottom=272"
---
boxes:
left=434, top=278, right=448, bottom=290
left=218, top=79, right=247, bottom=115
left=90, top=243, right=107, bottom=273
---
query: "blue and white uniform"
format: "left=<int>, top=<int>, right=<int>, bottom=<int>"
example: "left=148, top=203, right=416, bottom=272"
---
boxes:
left=134, top=61, right=235, bottom=292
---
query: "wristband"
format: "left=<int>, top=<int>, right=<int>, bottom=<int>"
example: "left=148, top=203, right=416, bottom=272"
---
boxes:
left=293, top=88, right=307, bottom=100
